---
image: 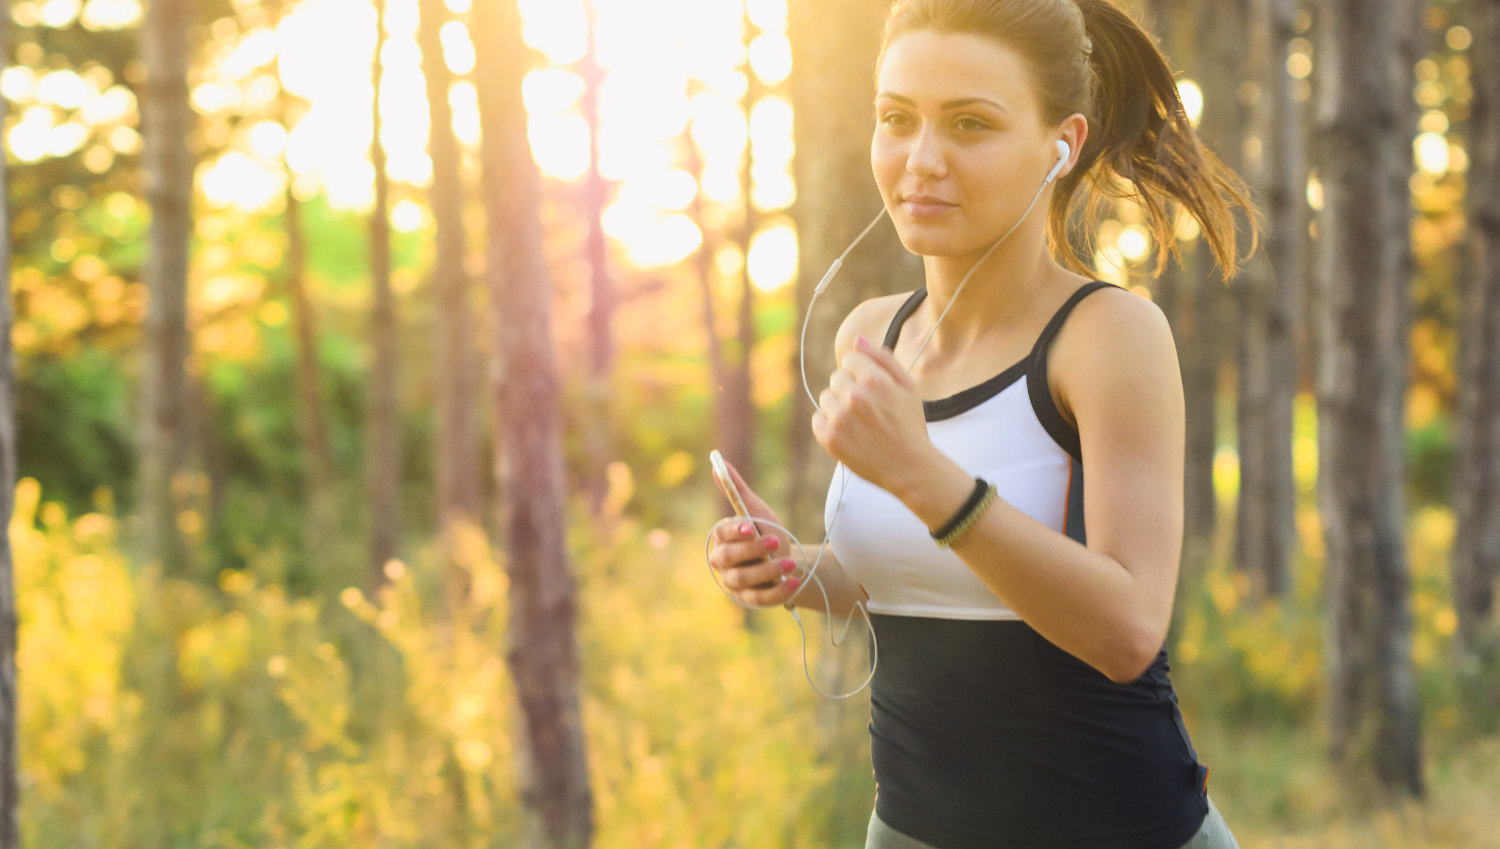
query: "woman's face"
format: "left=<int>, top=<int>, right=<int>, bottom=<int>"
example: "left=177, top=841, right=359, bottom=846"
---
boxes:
left=872, top=31, right=1059, bottom=258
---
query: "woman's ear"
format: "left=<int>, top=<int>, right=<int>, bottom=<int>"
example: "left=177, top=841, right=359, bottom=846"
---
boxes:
left=1055, top=113, right=1089, bottom=180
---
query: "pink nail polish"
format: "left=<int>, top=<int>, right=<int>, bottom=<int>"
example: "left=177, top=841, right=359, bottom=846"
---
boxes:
left=740, top=522, right=752, bottom=535
left=781, top=558, right=796, bottom=572
left=765, top=536, right=780, bottom=551
left=785, top=577, right=802, bottom=590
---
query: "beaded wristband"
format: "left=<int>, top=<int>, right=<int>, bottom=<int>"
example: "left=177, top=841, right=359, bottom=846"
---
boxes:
left=931, top=477, right=998, bottom=548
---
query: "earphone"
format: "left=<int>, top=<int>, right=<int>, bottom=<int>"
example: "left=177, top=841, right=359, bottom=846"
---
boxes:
left=706, top=137, right=1073, bottom=699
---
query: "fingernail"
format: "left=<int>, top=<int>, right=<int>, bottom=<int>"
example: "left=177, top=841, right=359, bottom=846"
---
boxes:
left=781, top=558, right=796, bottom=572
left=784, top=577, right=802, bottom=589
left=740, top=522, right=752, bottom=535
left=855, top=335, right=870, bottom=350
left=764, top=536, right=780, bottom=551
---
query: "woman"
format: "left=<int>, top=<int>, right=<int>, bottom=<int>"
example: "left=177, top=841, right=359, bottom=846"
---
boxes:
left=707, top=1, right=1253, bottom=846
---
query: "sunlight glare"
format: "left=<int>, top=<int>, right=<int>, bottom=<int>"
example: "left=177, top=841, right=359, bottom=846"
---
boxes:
left=1177, top=80, right=1203, bottom=127
left=523, top=69, right=586, bottom=114
left=1117, top=225, right=1151, bottom=263
left=690, top=92, right=748, bottom=160
left=529, top=114, right=592, bottom=181
left=80, top=0, right=141, bottom=30
left=519, top=0, right=588, bottom=65
left=247, top=120, right=289, bottom=159
left=391, top=198, right=429, bottom=232
left=440, top=20, right=476, bottom=75
left=745, top=0, right=788, bottom=31
left=39, top=0, right=81, bottom=28
left=1414, top=132, right=1450, bottom=176
left=202, top=151, right=286, bottom=212
left=748, top=32, right=792, bottom=85
left=36, top=69, right=92, bottom=109
left=450, top=80, right=481, bottom=147
left=602, top=68, right=690, bottom=141
left=747, top=221, right=798, bottom=291
left=749, top=95, right=794, bottom=161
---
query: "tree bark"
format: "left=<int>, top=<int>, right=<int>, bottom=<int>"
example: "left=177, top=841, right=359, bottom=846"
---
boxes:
left=721, top=3, right=761, bottom=490
left=418, top=0, right=482, bottom=548
left=1454, top=0, right=1500, bottom=714
left=1314, top=0, right=1424, bottom=800
left=1183, top=0, right=1249, bottom=560
left=0, top=10, right=21, bottom=843
left=1236, top=0, right=1302, bottom=598
left=368, top=0, right=402, bottom=590
left=139, top=0, right=194, bottom=577
left=276, top=0, right=335, bottom=559
left=579, top=0, right=615, bottom=516
left=785, top=0, right=920, bottom=539
left=472, top=0, right=594, bottom=845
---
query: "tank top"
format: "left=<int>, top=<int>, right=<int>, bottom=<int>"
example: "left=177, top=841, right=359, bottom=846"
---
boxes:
left=824, top=281, right=1209, bottom=849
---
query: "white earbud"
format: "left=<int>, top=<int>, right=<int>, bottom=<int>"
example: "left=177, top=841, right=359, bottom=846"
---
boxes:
left=1045, top=139, right=1071, bottom=185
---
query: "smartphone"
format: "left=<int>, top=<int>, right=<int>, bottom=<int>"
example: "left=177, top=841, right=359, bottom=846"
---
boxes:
left=709, top=449, right=758, bottom=534
left=709, top=450, right=783, bottom=595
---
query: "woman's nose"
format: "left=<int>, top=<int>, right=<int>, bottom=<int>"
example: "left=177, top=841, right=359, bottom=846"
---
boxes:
left=906, top=126, right=946, bottom=179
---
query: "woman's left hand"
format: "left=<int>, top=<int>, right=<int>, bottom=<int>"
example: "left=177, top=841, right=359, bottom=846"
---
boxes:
left=811, top=336, right=936, bottom=496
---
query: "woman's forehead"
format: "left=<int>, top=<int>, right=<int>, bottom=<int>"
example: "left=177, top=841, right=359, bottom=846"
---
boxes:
left=876, top=30, right=1036, bottom=111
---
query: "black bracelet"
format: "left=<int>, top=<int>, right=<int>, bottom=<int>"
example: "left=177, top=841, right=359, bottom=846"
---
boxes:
left=930, top=477, right=991, bottom=541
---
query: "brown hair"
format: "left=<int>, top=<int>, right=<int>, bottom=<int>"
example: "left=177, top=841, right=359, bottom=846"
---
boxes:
left=878, top=0, right=1258, bottom=278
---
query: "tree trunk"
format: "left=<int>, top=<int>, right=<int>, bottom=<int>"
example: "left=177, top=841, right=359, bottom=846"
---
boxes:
left=579, top=0, right=615, bottom=516
left=1314, top=0, right=1424, bottom=801
left=1179, top=0, right=1249, bottom=567
left=785, top=0, right=920, bottom=539
left=275, top=3, right=336, bottom=559
left=1454, top=0, right=1500, bottom=715
left=1236, top=0, right=1302, bottom=598
left=0, top=10, right=21, bottom=843
left=472, top=0, right=594, bottom=846
left=418, top=0, right=482, bottom=551
left=368, top=0, right=402, bottom=590
left=139, top=0, right=194, bottom=577
left=722, top=3, right=761, bottom=489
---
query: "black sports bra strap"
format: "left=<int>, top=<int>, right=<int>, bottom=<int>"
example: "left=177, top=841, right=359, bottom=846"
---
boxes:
left=1026, top=280, right=1119, bottom=462
left=1028, top=280, right=1118, bottom=359
left=882, top=288, right=929, bottom=350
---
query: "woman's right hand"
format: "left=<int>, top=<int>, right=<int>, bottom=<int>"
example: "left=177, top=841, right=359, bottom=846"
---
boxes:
left=707, top=459, right=803, bottom=608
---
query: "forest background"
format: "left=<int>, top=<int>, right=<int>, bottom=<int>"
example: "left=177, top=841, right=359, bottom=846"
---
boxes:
left=3, top=0, right=1500, bottom=847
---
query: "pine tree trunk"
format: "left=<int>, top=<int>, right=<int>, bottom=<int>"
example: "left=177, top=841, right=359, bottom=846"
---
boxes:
left=368, top=0, right=402, bottom=589
left=472, top=0, right=594, bottom=845
left=275, top=4, right=336, bottom=557
left=1454, top=0, right=1500, bottom=714
left=419, top=0, right=482, bottom=548
left=579, top=0, right=614, bottom=516
left=1236, top=0, right=1302, bottom=598
left=785, top=0, right=920, bottom=540
left=0, top=11, right=20, bottom=843
left=1314, top=0, right=1424, bottom=801
left=139, top=0, right=194, bottom=577
left=1181, top=0, right=1249, bottom=563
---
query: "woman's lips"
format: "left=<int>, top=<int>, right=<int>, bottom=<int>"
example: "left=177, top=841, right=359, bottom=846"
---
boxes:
left=900, top=196, right=957, bottom=219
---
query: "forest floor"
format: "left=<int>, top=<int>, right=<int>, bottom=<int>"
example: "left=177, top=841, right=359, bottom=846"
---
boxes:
left=1192, top=718, right=1500, bottom=849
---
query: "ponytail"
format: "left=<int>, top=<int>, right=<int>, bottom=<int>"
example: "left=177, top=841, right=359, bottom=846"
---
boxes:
left=1057, top=0, right=1257, bottom=278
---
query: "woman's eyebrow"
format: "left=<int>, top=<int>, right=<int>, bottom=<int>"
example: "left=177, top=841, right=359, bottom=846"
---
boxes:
left=875, top=92, right=1008, bottom=113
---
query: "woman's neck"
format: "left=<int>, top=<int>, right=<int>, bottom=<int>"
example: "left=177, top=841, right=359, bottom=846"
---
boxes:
left=914, top=236, right=1065, bottom=359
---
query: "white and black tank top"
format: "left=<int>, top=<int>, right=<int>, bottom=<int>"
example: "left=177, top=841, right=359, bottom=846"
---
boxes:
left=825, top=282, right=1209, bottom=849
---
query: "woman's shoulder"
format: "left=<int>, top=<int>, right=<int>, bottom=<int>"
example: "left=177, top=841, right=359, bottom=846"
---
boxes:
left=1050, top=282, right=1178, bottom=429
left=833, top=290, right=921, bottom=364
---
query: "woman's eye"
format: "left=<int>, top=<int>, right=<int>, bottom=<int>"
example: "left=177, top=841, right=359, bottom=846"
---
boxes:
left=880, top=112, right=913, bottom=129
left=955, top=117, right=989, bottom=132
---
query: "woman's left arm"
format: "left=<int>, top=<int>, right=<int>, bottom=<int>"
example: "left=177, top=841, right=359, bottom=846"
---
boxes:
left=815, top=292, right=1185, bottom=684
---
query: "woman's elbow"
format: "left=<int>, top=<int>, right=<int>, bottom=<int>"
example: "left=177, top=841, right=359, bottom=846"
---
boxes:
left=1101, top=624, right=1166, bottom=684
